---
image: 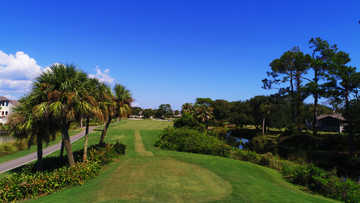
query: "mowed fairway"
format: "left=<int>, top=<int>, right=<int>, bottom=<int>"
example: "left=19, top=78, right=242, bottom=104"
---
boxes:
left=27, top=120, right=338, bottom=203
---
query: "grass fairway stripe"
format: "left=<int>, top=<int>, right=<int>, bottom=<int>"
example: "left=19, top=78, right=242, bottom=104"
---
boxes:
left=134, top=130, right=153, bottom=157
left=24, top=120, right=338, bottom=203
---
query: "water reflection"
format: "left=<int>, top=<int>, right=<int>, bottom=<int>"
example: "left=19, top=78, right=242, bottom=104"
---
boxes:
left=226, top=131, right=249, bottom=149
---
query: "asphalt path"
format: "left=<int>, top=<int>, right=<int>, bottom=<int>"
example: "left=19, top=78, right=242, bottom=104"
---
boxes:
left=0, top=126, right=97, bottom=174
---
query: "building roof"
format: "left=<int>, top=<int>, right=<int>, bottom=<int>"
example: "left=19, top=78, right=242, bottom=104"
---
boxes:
left=317, top=113, right=345, bottom=121
left=0, top=96, right=18, bottom=105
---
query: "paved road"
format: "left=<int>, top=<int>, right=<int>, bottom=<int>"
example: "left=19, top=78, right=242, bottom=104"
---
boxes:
left=0, top=126, right=97, bottom=174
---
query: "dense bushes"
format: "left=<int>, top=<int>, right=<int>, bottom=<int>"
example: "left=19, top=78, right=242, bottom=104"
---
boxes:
left=155, top=127, right=231, bottom=157
left=173, top=112, right=205, bottom=131
left=155, top=126, right=360, bottom=202
left=231, top=149, right=360, bottom=203
left=0, top=142, right=126, bottom=202
left=0, top=140, right=27, bottom=156
left=0, top=162, right=101, bottom=202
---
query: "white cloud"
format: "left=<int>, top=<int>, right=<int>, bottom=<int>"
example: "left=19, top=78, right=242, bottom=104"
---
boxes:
left=0, top=50, right=45, bottom=98
left=88, top=66, right=115, bottom=85
left=0, top=51, right=42, bottom=80
left=0, top=50, right=116, bottom=99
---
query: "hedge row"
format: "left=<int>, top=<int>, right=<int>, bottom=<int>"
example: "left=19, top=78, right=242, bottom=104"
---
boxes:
left=155, top=127, right=232, bottom=157
left=0, top=142, right=126, bottom=202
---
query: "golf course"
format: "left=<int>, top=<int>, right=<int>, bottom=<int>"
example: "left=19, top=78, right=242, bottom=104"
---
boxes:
left=23, top=119, right=337, bottom=203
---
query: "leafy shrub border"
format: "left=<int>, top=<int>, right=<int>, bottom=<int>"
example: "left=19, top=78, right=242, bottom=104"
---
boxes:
left=230, top=150, right=360, bottom=202
left=0, top=142, right=126, bottom=202
left=156, top=127, right=360, bottom=203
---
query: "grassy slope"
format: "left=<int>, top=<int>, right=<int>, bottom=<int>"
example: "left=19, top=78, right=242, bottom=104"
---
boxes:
left=27, top=120, right=337, bottom=203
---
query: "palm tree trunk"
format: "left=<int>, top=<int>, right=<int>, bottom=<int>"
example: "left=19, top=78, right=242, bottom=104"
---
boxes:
left=62, top=123, right=75, bottom=166
left=36, top=135, right=43, bottom=170
left=83, top=117, right=90, bottom=162
left=262, top=117, right=266, bottom=136
left=312, top=70, right=319, bottom=136
left=295, top=70, right=302, bottom=132
left=60, top=139, right=64, bottom=159
left=80, top=117, right=83, bottom=128
left=312, top=94, right=319, bottom=136
left=99, top=116, right=112, bottom=145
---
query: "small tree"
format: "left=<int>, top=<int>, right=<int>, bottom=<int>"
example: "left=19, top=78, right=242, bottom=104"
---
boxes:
left=99, top=84, right=132, bottom=145
left=156, top=104, right=173, bottom=118
left=143, top=108, right=155, bottom=119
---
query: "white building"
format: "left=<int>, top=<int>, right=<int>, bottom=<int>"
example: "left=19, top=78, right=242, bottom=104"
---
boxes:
left=0, top=96, right=18, bottom=124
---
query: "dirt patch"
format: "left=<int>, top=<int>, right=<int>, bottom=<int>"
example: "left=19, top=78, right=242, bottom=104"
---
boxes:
left=96, top=158, right=232, bottom=203
left=134, top=130, right=153, bottom=157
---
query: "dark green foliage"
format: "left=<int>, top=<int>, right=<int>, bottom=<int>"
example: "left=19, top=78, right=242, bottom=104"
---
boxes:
left=231, top=149, right=360, bottom=203
left=131, top=107, right=143, bottom=116
left=0, top=142, right=126, bottom=202
left=195, top=97, right=213, bottom=107
left=143, top=108, right=155, bottom=119
left=282, top=164, right=360, bottom=203
left=347, top=99, right=360, bottom=136
left=263, top=47, right=312, bottom=131
left=155, top=104, right=173, bottom=118
left=228, top=101, right=252, bottom=127
left=211, top=99, right=231, bottom=121
left=173, top=112, right=205, bottom=131
left=249, top=135, right=277, bottom=154
left=155, top=127, right=231, bottom=157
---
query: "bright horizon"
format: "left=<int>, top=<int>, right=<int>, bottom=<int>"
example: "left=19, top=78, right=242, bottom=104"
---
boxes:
left=1, top=0, right=359, bottom=109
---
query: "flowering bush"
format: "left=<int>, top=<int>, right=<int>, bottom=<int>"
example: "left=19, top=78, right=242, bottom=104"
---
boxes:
left=0, top=142, right=126, bottom=202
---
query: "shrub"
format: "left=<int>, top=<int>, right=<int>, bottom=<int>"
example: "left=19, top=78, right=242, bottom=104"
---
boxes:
left=0, top=142, right=126, bottom=202
left=155, top=127, right=231, bottom=157
left=0, top=161, right=101, bottom=202
left=173, top=113, right=205, bottom=131
left=281, top=163, right=360, bottom=202
left=88, top=142, right=126, bottom=164
left=231, top=148, right=360, bottom=202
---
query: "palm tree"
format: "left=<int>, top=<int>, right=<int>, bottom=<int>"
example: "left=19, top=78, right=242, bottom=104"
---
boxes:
left=181, top=103, right=194, bottom=114
left=99, top=84, right=132, bottom=145
left=194, top=104, right=214, bottom=126
left=8, top=95, right=57, bottom=169
left=114, top=84, right=133, bottom=121
left=81, top=78, right=105, bottom=161
left=32, top=64, right=94, bottom=166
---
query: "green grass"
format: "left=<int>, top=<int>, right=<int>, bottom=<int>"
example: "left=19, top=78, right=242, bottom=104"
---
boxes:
left=0, top=128, right=82, bottom=164
left=26, top=120, right=337, bottom=203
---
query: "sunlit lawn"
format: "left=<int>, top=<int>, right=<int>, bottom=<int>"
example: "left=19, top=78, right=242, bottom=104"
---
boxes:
left=27, top=120, right=337, bottom=203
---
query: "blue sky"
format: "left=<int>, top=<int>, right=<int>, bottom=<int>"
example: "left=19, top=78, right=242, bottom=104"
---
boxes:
left=0, top=0, right=359, bottom=109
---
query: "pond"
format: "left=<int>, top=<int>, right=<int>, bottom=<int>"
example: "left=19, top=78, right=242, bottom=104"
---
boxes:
left=226, top=131, right=249, bottom=149
left=235, top=137, right=249, bottom=149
